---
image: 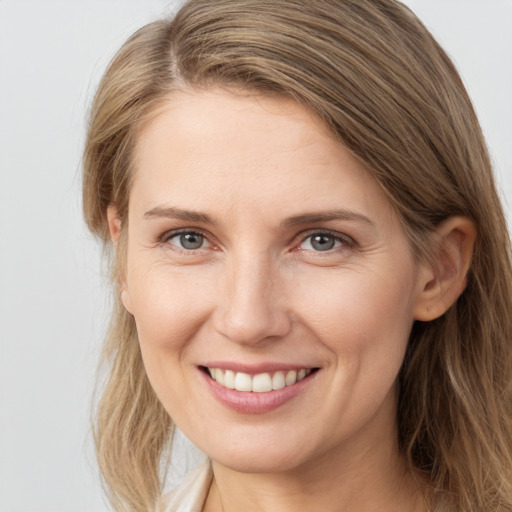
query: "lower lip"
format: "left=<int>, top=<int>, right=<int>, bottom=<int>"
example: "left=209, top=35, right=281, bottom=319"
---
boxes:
left=200, top=369, right=318, bottom=414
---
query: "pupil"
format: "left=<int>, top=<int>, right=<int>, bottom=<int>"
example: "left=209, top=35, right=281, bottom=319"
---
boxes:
left=311, top=235, right=335, bottom=251
left=180, top=233, right=203, bottom=250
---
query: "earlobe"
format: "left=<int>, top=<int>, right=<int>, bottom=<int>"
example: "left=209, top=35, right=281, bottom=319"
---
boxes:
left=413, top=216, right=476, bottom=322
left=121, top=289, right=134, bottom=315
left=107, top=204, right=122, bottom=245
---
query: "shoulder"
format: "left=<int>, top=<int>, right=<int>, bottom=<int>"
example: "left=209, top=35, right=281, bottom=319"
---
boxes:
left=159, top=460, right=213, bottom=512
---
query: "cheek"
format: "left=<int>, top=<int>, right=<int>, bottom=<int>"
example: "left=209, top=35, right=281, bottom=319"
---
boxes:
left=124, top=265, right=217, bottom=418
left=293, top=266, right=417, bottom=360
left=126, top=263, right=215, bottom=358
left=295, top=268, right=416, bottom=427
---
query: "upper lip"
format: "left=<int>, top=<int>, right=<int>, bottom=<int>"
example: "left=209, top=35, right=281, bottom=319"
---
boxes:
left=200, top=361, right=319, bottom=374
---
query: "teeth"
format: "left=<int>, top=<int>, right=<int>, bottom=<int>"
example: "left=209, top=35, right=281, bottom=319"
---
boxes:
left=272, top=371, right=285, bottom=390
left=234, top=372, right=252, bottom=392
left=208, top=367, right=313, bottom=392
left=215, top=368, right=225, bottom=386
left=252, top=373, right=272, bottom=393
left=285, top=370, right=297, bottom=386
left=224, top=369, right=236, bottom=389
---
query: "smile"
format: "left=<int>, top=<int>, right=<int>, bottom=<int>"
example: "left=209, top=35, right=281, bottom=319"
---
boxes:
left=201, top=364, right=320, bottom=414
left=207, top=367, right=314, bottom=392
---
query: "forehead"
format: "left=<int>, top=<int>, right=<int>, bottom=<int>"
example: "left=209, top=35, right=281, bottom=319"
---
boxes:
left=130, top=89, right=396, bottom=225
left=134, top=89, right=337, bottom=170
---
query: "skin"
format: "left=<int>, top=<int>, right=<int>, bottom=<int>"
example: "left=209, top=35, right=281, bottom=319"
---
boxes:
left=109, top=89, right=475, bottom=511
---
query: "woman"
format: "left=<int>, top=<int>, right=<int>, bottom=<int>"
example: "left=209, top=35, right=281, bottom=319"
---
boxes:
left=82, top=1, right=512, bottom=511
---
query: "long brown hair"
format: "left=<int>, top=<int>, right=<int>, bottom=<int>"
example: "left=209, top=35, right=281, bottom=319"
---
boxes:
left=83, top=1, right=512, bottom=510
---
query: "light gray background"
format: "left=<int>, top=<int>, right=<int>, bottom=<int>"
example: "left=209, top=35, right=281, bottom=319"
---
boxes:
left=0, top=1, right=510, bottom=511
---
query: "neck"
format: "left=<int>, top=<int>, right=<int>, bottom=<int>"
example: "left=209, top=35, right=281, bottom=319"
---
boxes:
left=203, top=421, right=427, bottom=512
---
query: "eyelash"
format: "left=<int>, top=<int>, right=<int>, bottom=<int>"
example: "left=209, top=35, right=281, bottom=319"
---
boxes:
left=158, top=228, right=354, bottom=255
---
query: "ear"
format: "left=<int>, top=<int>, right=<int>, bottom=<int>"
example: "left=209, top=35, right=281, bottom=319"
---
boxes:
left=106, top=205, right=134, bottom=314
left=107, top=204, right=122, bottom=245
left=413, top=216, right=476, bottom=322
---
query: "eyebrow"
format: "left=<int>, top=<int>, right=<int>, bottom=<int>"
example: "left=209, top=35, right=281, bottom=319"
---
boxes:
left=143, top=206, right=216, bottom=225
left=281, top=210, right=375, bottom=228
left=144, top=206, right=375, bottom=229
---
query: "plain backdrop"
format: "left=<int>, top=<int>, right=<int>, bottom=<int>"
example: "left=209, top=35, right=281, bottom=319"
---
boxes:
left=0, top=1, right=510, bottom=511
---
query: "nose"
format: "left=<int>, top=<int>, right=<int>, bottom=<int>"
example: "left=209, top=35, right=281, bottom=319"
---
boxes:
left=212, top=250, right=292, bottom=346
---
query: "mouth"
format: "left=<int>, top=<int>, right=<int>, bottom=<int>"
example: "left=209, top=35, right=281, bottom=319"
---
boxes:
left=200, top=366, right=319, bottom=392
left=199, top=364, right=320, bottom=414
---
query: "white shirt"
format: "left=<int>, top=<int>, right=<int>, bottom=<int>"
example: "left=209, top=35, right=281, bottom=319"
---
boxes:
left=160, top=460, right=213, bottom=512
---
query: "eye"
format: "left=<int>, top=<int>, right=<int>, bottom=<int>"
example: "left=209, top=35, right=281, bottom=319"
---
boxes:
left=299, top=232, right=351, bottom=252
left=166, top=231, right=210, bottom=251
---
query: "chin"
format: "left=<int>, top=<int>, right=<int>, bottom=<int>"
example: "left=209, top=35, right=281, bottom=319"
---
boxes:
left=195, top=428, right=320, bottom=475
left=211, top=449, right=306, bottom=474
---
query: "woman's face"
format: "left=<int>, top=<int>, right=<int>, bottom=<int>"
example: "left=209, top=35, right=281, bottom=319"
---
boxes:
left=119, top=89, right=427, bottom=473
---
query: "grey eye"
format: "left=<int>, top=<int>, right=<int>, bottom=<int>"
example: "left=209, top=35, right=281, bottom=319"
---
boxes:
left=300, top=233, right=343, bottom=252
left=170, top=232, right=206, bottom=250
left=310, top=234, right=336, bottom=251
